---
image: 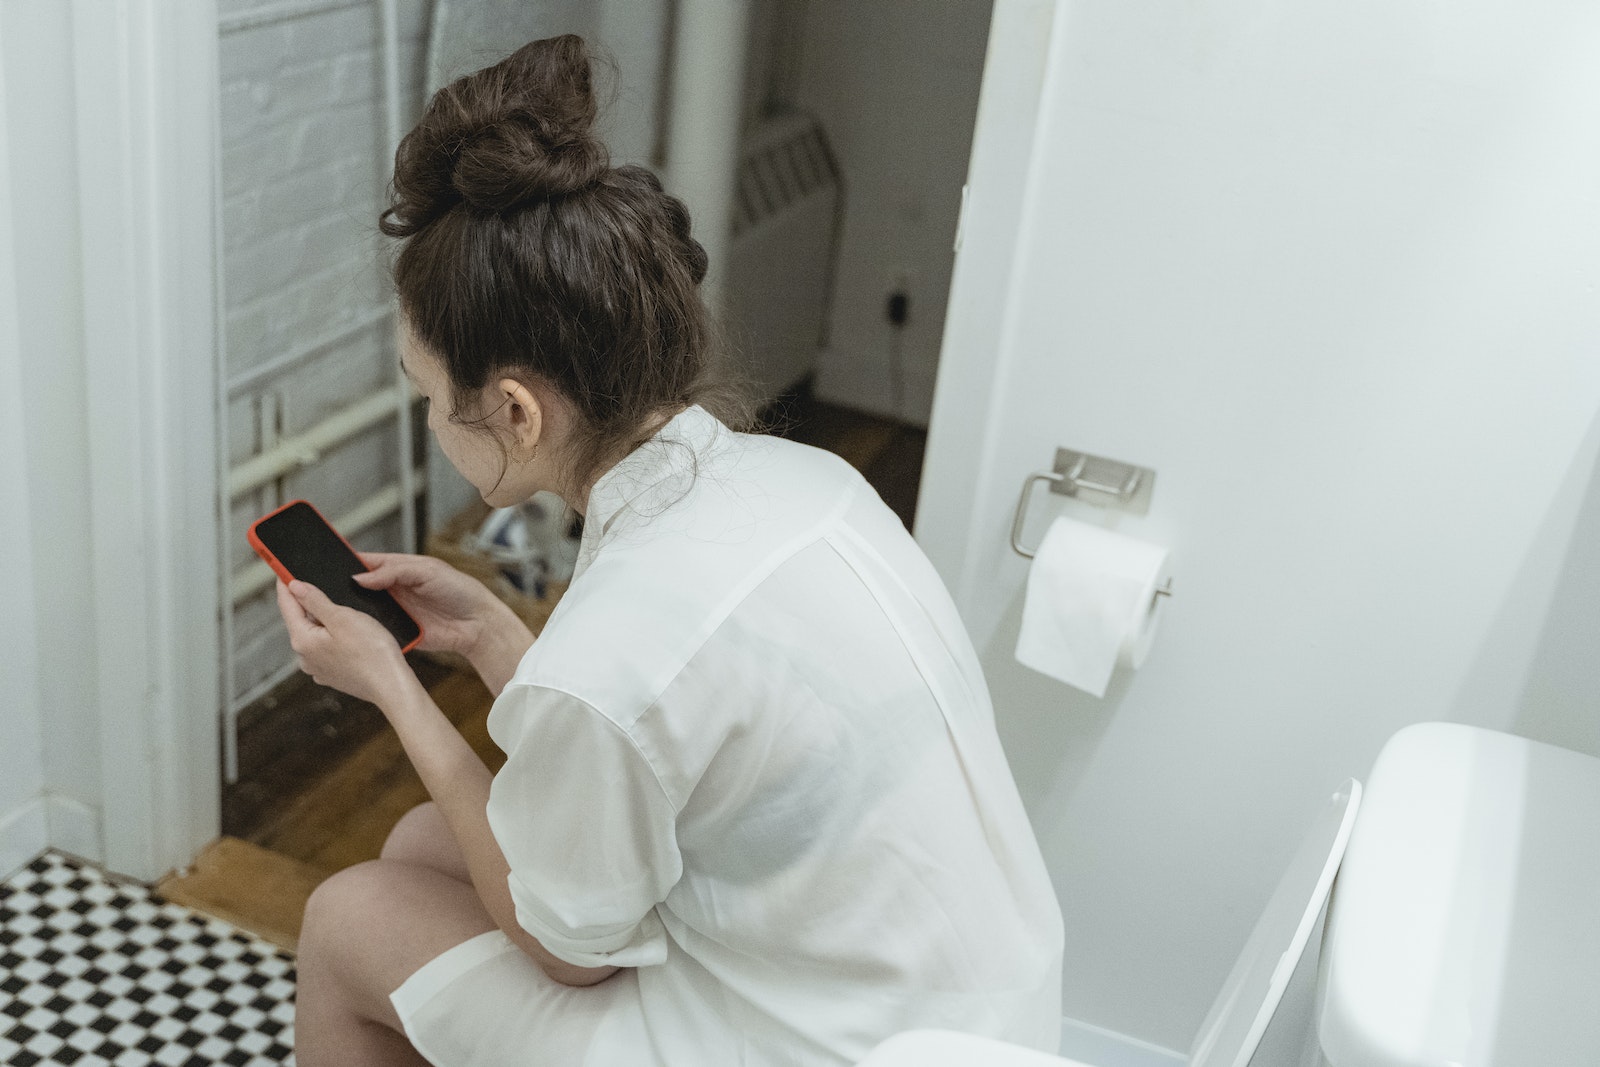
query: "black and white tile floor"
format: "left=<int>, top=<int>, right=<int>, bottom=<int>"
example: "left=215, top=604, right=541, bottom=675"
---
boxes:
left=1, top=851, right=295, bottom=1066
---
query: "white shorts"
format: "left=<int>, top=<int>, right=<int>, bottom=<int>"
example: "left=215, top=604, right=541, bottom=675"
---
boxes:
left=389, top=931, right=651, bottom=1067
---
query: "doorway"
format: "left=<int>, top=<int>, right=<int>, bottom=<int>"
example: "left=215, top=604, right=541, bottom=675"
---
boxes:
left=200, top=0, right=992, bottom=933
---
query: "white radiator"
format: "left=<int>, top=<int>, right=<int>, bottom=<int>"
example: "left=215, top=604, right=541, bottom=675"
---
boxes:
left=726, top=112, right=842, bottom=402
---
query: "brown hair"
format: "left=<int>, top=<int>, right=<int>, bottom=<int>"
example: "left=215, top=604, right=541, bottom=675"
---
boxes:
left=380, top=34, right=752, bottom=490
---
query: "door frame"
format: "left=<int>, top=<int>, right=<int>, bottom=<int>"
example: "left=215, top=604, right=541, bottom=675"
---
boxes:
left=72, top=0, right=223, bottom=880
left=914, top=0, right=1059, bottom=611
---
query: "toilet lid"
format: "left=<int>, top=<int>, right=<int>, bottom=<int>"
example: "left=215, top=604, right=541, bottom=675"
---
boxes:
left=1318, top=723, right=1600, bottom=1067
left=1187, top=780, right=1362, bottom=1067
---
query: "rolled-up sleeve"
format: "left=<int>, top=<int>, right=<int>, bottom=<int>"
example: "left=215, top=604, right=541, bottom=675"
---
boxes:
left=485, top=684, right=682, bottom=969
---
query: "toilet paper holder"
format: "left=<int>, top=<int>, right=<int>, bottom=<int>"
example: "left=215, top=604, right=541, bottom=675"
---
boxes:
left=1010, top=447, right=1166, bottom=575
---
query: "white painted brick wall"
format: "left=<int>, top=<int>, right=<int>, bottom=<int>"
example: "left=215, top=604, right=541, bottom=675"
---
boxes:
left=218, top=0, right=428, bottom=701
left=217, top=1, right=664, bottom=701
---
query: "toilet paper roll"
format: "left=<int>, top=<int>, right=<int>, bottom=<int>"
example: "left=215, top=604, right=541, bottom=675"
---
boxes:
left=1015, top=517, right=1171, bottom=697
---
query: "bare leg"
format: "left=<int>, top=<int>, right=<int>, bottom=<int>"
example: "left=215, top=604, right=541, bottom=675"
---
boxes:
left=294, top=859, right=497, bottom=1067
left=380, top=801, right=471, bottom=882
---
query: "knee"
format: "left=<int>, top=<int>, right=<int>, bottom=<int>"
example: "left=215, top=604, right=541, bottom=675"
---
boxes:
left=295, top=861, right=431, bottom=1031
left=380, top=802, right=441, bottom=862
left=299, top=861, right=389, bottom=960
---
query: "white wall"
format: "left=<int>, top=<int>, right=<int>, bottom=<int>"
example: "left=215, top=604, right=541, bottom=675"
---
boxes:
left=919, top=0, right=1600, bottom=1051
left=0, top=1, right=104, bottom=869
left=219, top=0, right=674, bottom=626
left=0, top=7, right=50, bottom=879
left=791, top=0, right=992, bottom=426
left=2, top=2, right=226, bottom=880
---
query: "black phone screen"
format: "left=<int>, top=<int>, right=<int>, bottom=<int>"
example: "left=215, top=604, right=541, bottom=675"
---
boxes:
left=252, top=502, right=421, bottom=648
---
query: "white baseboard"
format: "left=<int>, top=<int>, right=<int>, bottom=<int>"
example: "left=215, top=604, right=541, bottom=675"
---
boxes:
left=0, top=793, right=104, bottom=882
left=0, top=796, right=49, bottom=881
left=45, top=793, right=103, bottom=864
left=1060, top=1016, right=1186, bottom=1067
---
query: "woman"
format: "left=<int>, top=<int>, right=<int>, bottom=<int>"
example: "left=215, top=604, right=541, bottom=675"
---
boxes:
left=278, top=34, right=1062, bottom=1067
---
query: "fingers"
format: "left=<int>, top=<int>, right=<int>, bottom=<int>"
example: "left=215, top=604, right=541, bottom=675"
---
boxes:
left=354, top=552, right=434, bottom=589
left=353, top=552, right=398, bottom=587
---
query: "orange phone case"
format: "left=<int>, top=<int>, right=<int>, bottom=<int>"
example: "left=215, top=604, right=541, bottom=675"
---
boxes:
left=247, top=498, right=424, bottom=654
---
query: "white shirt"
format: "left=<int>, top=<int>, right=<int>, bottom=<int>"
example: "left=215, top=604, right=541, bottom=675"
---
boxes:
left=483, top=406, right=1063, bottom=1065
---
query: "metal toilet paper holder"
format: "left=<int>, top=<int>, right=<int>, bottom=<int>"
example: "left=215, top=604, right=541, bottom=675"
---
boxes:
left=1009, top=448, right=1172, bottom=597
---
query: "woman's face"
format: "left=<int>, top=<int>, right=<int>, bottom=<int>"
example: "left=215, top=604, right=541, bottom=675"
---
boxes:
left=399, top=325, right=529, bottom=507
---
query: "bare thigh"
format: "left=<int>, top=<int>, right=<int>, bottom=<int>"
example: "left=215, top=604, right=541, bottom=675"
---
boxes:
left=381, top=801, right=471, bottom=882
left=298, top=858, right=497, bottom=1034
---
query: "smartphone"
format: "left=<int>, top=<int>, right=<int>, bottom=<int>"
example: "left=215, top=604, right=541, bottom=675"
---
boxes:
left=247, top=499, right=423, bottom=653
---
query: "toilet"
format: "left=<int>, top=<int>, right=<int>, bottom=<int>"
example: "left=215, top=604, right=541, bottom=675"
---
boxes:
left=1315, top=722, right=1600, bottom=1066
left=859, top=722, right=1600, bottom=1067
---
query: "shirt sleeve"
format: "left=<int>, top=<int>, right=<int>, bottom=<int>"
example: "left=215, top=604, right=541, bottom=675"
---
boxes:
left=484, top=683, right=682, bottom=969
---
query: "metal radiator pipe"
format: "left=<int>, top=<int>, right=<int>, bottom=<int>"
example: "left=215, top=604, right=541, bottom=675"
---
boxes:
left=228, top=385, right=406, bottom=499
left=219, top=0, right=366, bottom=35
left=663, top=0, right=753, bottom=312
left=377, top=0, right=418, bottom=553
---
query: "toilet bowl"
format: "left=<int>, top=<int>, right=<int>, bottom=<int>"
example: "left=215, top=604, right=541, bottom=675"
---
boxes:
left=859, top=723, right=1600, bottom=1067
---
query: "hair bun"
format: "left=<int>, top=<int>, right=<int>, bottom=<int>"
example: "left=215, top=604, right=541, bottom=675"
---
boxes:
left=452, top=35, right=607, bottom=208
left=383, top=35, right=607, bottom=234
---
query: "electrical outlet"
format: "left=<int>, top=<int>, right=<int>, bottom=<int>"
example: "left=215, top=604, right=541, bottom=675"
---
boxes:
left=887, top=289, right=910, bottom=327
left=885, top=268, right=917, bottom=328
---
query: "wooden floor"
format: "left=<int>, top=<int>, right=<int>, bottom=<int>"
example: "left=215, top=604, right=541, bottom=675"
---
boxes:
left=164, top=396, right=926, bottom=949
left=162, top=667, right=506, bottom=948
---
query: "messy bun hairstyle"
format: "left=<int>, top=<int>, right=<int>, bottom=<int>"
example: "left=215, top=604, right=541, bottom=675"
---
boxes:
left=381, top=34, right=748, bottom=490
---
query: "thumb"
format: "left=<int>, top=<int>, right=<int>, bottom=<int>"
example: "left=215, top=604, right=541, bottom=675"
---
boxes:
left=288, top=579, right=337, bottom=620
left=352, top=570, right=390, bottom=588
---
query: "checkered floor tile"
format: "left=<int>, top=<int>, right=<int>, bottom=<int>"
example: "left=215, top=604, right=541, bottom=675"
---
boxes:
left=1, top=851, right=295, bottom=1066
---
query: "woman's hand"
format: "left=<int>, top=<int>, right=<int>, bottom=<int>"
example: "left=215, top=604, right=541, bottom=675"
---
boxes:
left=276, top=580, right=417, bottom=707
left=352, top=553, right=503, bottom=659
left=355, top=552, right=536, bottom=696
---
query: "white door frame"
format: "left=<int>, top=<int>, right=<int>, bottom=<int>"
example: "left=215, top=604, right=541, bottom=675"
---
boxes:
left=914, top=0, right=1058, bottom=607
left=72, top=0, right=223, bottom=880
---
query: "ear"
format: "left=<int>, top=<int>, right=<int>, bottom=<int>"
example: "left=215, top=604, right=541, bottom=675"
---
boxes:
left=496, top=376, right=544, bottom=454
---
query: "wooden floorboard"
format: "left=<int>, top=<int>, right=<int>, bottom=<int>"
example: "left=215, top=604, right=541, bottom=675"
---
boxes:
left=253, top=670, right=503, bottom=873
left=175, top=669, right=502, bottom=949
left=223, top=655, right=452, bottom=844
left=156, top=837, right=327, bottom=951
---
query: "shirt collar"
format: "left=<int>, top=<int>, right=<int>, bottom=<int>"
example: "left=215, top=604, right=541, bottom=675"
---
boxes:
left=574, top=405, right=723, bottom=576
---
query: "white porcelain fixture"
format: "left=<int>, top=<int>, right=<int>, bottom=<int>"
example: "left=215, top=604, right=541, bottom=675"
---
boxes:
left=859, top=722, right=1600, bottom=1067
left=1317, top=722, right=1600, bottom=1066
left=857, top=780, right=1363, bottom=1067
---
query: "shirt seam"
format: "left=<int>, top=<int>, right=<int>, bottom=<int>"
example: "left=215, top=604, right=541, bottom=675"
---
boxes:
left=634, top=476, right=863, bottom=707
left=821, top=522, right=983, bottom=724
left=496, top=680, right=681, bottom=814
left=533, top=474, right=863, bottom=730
